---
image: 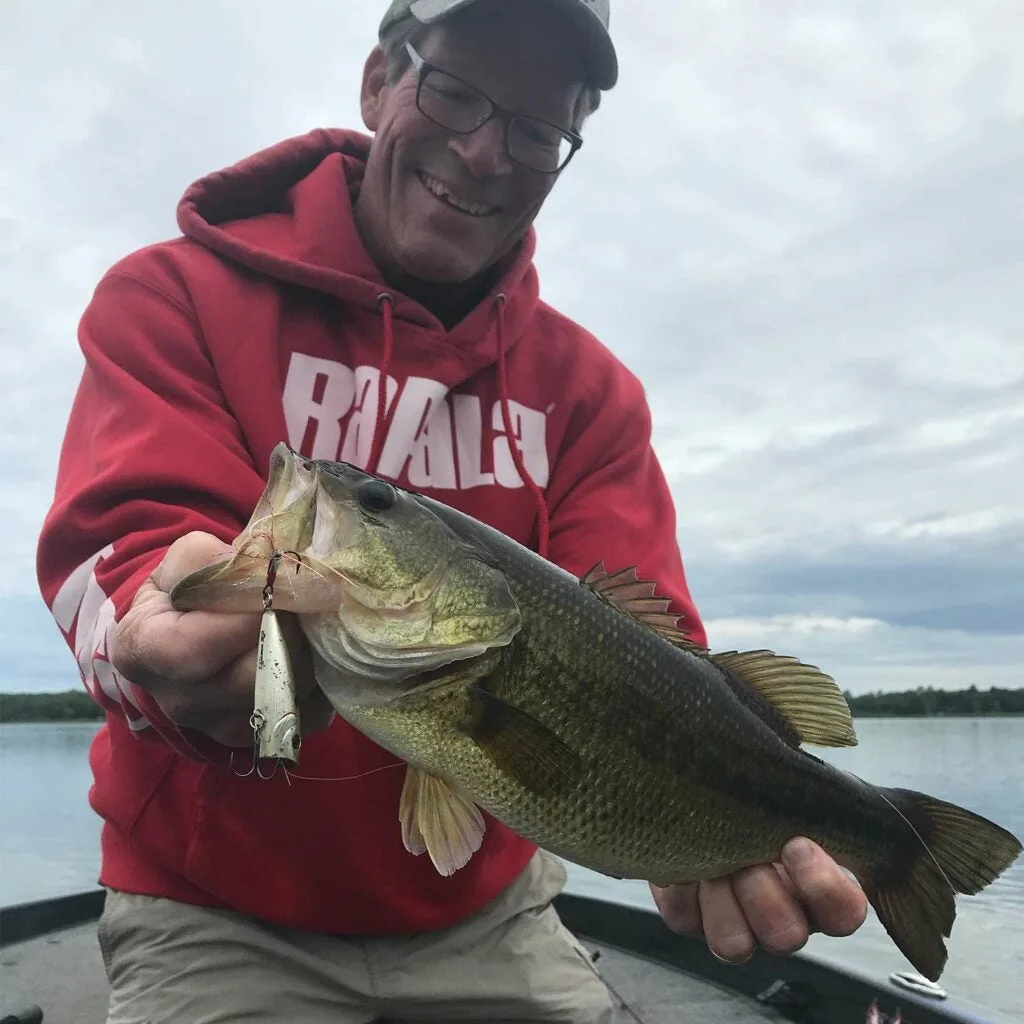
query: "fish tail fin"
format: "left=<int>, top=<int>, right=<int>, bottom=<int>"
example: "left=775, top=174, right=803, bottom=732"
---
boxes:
left=860, top=787, right=1022, bottom=982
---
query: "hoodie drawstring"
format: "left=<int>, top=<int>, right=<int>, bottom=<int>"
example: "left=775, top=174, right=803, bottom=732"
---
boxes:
left=494, top=293, right=550, bottom=559
left=368, top=292, right=395, bottom=476
left=368, top=291, right=550, bottom=560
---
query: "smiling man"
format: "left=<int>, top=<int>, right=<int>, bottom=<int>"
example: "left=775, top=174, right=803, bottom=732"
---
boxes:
left=37, top=1, right=866, bottom=1022
left=358, top=4, right=592, bottom=294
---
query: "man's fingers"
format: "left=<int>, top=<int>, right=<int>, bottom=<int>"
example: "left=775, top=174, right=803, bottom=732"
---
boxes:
left=698, top=876, right=755, bottom=964
left=141, top=645, right=258, bottom=736
left=780, top=838, right=868, bottom=938
left=150, top=607, right=262, bottom=682
left=731, top=863, right=809, bottom=956
left=199, top=675, right=335, bottom=750
left=149, top=625, right=329, bottom=746
left=113, top=596, right=261, bottom=689
left=297, top=685, right=336, bottom=738
left=650, top=882, right=701, bottom=937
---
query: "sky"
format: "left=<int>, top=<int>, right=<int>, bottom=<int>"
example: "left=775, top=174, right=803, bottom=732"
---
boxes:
left=1, top=0, right=1021, bottom=696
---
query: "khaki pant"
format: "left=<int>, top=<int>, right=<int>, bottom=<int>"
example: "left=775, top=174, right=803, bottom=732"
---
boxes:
left=97, top=850, right=615, bottom=1023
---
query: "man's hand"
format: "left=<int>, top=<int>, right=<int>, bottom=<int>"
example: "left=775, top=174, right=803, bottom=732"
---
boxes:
left=110, top=531, right=335, bottom=747
left=651, top=838, right=868, bottom=963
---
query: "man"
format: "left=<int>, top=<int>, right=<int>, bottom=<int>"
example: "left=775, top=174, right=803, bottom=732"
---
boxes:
left=36, top=1, right=867, bottom=1021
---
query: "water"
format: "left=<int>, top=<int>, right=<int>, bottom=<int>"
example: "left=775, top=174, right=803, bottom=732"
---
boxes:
left=1, top=722, right=104, bottom=904
left=2, top=718, right=1023, bottom=1018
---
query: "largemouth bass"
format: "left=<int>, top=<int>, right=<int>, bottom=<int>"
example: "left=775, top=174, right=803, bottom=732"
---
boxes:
left=171, top=443, right=1022, bottom=982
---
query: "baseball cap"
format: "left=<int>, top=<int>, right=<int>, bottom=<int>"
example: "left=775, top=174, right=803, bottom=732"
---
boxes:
left=379, top=0, right=618, bottom=89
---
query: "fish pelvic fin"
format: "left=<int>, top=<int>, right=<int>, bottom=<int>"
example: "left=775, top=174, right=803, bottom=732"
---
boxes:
left=709, top=650, right=858, bottom=748
left=859, top=787, right=1022, bottom=981
left=398, top=766, right=486, bottom=877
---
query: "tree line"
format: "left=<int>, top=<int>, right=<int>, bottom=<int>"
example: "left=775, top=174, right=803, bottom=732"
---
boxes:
left=3, top=685, right=1024, bottom=723
left=1, top=690, right=105, bottom=723
left=843, top=685, right=1024, bottom=717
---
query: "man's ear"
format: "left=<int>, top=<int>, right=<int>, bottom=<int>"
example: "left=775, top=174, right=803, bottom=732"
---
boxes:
left=360, top=46, right=389, bottom=131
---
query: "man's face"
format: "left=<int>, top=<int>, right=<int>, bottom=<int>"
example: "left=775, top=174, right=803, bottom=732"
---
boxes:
left=357, top=3, right=586, bottom=285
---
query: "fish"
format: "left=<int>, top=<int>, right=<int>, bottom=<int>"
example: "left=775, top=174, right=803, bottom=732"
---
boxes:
left=170, top=442, right=1023, bottom=983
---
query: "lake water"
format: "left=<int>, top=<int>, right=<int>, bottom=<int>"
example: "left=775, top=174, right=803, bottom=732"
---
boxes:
left=2, top=718, right=1023, bottom=1019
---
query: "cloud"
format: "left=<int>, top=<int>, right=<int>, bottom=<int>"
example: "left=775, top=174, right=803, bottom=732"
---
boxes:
left=2, top=1, right=1021, bottom=693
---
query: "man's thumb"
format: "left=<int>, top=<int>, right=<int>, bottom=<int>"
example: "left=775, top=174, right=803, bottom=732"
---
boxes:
left=152, top=531, right=237, bottom=594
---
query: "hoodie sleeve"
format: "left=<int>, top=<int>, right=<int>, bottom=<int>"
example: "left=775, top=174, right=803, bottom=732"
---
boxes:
left=35, top=251, right=267, bottom=764
left=543, top=364, right=708, bottom=649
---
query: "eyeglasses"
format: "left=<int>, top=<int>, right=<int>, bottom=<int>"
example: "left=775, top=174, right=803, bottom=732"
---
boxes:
left=404, top=42, right=583, bottom=174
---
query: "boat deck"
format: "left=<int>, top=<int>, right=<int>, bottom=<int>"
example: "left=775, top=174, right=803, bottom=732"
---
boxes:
left=0, top=919, right=781, bottom=1024
left=3, top=891, right=1006, bottom=1024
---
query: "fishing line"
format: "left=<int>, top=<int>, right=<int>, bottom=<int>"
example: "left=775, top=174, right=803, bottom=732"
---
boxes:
left=281, top=762, right=406, bottom=785
left=836, top=766, right=955, bottom=895
left=275, top=549, right=342, bottom=587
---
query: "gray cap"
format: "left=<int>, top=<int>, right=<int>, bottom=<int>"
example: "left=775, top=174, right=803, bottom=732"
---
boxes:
left=379, top=0, right=617, bottom=89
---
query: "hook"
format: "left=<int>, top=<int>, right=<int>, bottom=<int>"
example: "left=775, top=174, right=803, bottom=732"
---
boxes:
left=230, top=710, right=268, bottom=778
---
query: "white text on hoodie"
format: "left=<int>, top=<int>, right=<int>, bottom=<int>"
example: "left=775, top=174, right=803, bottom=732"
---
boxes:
left=282, top=353, right=550, bottom=488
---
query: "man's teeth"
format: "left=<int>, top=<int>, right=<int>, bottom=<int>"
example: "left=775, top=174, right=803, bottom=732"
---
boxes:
left=419, top=172, right=496, bottom=217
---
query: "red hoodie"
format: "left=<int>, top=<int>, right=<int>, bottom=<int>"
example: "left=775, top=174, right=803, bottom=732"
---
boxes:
left=36, top=128, right=706, bottom=935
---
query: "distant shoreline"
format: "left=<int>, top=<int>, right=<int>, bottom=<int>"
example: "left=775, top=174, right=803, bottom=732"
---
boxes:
left=4, top=718, right=106, bottom=725
left=1, top=690, right=105, bottom=724
left=3, top=687, right=1024, bottom=724
left=854, top=711, right=1024, bottom=719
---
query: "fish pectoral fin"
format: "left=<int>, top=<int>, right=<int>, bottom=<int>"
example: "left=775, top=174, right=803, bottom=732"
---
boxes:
left=460, top=685, right=582, bottom=798
left=398, top=766, right=485, bottom=876
left=710, top=650, right=858, bottom=748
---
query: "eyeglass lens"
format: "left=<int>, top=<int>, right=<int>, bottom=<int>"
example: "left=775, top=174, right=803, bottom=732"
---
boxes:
left=418, top=69, right=574, bottom=172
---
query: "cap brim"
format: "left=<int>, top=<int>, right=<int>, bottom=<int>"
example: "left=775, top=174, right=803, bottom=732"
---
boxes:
left=407, top=0, right=617, bottom=89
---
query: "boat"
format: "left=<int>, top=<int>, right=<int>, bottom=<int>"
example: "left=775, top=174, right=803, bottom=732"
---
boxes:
left=1, top=888, right=1015, bottom=1024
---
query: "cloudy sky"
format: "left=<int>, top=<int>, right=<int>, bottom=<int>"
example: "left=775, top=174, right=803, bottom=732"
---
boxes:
left=2, top=0, right=1021, bottom=696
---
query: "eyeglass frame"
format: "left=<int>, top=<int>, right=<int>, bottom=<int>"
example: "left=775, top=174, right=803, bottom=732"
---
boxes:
left=403, top=41, right=584, bottom=174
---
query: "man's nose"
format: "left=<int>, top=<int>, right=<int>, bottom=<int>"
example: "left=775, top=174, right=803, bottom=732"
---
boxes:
left=448, top=118, right=514, bottom=178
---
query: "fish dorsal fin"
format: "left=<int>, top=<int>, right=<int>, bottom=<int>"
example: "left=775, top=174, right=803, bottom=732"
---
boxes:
left=580, top=562, right=708, bottom=653
left=709, top=650, right=858, bottom=748
left=398, top=766, right=486, bottom=877
left=580, top=564, right=856, bottom=748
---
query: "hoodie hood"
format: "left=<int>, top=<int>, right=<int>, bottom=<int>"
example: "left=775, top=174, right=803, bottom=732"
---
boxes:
left=175, top=128, right=551, bottom=555
left=175, top=127, right=541, bottom=348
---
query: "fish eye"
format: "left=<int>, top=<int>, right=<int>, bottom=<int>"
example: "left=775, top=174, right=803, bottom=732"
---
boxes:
left=357, top=479, right=398, bottom=513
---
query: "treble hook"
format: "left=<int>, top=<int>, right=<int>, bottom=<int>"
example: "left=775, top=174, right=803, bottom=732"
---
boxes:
left=230, top=709, right=270, bottom=779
